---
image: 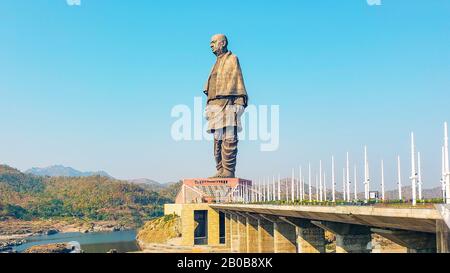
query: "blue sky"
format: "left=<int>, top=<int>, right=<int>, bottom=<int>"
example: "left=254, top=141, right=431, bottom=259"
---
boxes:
left=0, top=0, right=449, bottom=191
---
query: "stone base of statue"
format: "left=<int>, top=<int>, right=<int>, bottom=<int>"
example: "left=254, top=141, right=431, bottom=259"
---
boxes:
left=175, top=177, right=252, bottom=204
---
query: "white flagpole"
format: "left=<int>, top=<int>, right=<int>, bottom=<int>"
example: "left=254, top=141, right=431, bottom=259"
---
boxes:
left=346, top=152, right=350, bottom=202
left=263, top=177, right=267, bottom=202
left=255, top=179, right=258, bottom=202
left=302, top=175, right=306, bottom=201
left=272, top=175, right=276, bottom=201
left=291, top=168, right=295, bottom=202
left=354, top=165, right=357, bottom=201
left=342, top=168, right=346, bottom=201
left=315, top=173, right=319, bottom=202
left=417, top=152, right=422, bottom=201
left=260, top=178, right=264, bottom=202
left=278, top=174, right=281, bottom=201
left=264, top=177, right=267, bottom=202
left=259, top=178, right=262, bottom=202
left=246, top=182, right=249, bottom=203
left=272, top=176, right=276, bottom=202
left=286, top=176, right=289, bottom=202
left=364, top=146, right=369, bottom=202
left=265, top=177, right=268, bottom=202
left=299, top=166, right=302, bottom=202
left=331, top=156, right=336, bottom=202
left=381, top=160, right=385, bottom=201
left=410, top=132, right=417, bottom=206
left=319, top=160, right=323, bottom=202
left=266, top=177, right=268, bottom=202
left=243, top=183, right=246, bottom=202
left=445, top=122, right=450, bottom=204
left=442, top=146, right=446, bottom=200
left=323, top=172, right=327, bottom=201
left=253, top=180, right=256, bottom=203
left=398, top=156, right=402, bottom=200
left=308, top=163, right=312, bottom=202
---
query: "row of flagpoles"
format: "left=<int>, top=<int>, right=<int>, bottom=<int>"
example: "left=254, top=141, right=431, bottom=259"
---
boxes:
left=231, top=122, right=450, bottom=206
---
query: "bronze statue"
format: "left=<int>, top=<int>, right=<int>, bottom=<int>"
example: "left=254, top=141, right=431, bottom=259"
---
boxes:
left=204, top=34, right=248, bottom=178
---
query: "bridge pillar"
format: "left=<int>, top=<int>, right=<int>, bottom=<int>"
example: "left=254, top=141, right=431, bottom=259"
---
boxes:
left=371, top=233, right=407, bottom=253
left=257, top=216, right=275, bottom=253
left=260, top=215, right=297, bottom=253
left=237, top=214, right=248, bottom=253
left=281, top=217, right=326, bottom=253
left=230, top=213, right=240, bottom=252
left=436, top=220, right=450, bottom=253
left=436, top=205, right=450, bottom=253
left=225, top=213, right=231, bottom=249
left=313, top=221, right=371, bottom=253
left=372, top=228, right=436, bottom=253
left=245, top=214, right=259, bottom=253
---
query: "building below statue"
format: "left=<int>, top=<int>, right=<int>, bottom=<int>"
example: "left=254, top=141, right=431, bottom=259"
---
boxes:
left=175, top=178, right=252, bottom=204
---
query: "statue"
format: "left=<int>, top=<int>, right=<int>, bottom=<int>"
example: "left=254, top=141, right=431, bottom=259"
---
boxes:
left=203, top=34, right=248, bottom=178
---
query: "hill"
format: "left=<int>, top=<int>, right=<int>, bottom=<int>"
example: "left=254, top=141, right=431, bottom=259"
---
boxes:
left=128, top=178, right=165, bottom=191
left=25, top=165, right=112, bottom=178
left=0, top=165, right=181, bottom=227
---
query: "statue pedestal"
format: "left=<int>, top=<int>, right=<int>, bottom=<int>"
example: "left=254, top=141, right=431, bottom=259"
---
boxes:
left=176, top=177, right=252, bottom=204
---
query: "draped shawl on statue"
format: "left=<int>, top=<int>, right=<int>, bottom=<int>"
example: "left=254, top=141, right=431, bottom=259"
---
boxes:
left=204, top=51, right=248, bottom=107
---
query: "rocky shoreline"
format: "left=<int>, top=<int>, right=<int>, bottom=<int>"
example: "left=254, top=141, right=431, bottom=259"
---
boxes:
left=0, top=219, right=133, bottom=253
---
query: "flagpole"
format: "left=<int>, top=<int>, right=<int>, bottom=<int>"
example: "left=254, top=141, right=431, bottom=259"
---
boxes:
left=343, top=168, right=346, bottom=202
left=381, top=160, right=385, bottom=201
left=308, top=163, right=312, bottom=202
left=315, top=173, right=319, bottom=202
left=278, top=174, right=281, bottom=201
left=398, top=156, right=402, bottom=200
left=331, top=156, right=336, bottom=202
left=410, top=132, right=417, bottom=206
left=354, top=165, right=357, bottom=201
left=346, top=152, right=350, bottom=202
left=299, top=166, right=302, bottom=202
left=291, top=168, right=295, bottom=202
left=444, top=122, right=450, bottom=204
left=417, top=152, right=422, bottom=201
left=319, top=161, right=323, bottom=202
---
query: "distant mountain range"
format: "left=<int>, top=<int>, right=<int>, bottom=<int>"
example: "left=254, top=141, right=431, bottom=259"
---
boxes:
left=25, top=165, right=112, bottom=178
left=24, top=165, right=175, bottom=190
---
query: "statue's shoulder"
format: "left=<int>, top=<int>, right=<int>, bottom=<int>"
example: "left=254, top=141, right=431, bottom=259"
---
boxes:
left=225, top=52, right=239, bottom=63
left=229, top=52, right=238, bottom=59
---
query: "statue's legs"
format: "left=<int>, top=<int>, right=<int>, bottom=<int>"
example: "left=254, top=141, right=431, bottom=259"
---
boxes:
left=209, top=129, right=224, bottom=178
left=213, top=136, right=223, bottom=176
left=220, top=127, right=238, bottom=178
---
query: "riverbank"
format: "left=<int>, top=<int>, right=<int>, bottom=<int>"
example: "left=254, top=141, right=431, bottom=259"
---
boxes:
left=0, top=219, right=134, bottom=247
left=0, top=219, right=139, bottom=253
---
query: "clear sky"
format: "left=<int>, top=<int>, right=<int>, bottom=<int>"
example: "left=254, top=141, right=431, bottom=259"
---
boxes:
left=0, top=0, right=449, bottom=191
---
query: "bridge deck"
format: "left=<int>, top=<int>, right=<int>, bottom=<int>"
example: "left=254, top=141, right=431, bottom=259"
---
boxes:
left=211, top=204, right=441, bottom=233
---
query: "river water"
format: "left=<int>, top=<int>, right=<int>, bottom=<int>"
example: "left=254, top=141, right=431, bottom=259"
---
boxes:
left=13, top=230, right=140, bottom=253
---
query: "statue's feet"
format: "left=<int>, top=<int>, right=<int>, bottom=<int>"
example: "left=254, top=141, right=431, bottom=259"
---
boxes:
left=209, top=171, right=223, bottom=179
left=218, top=171, right=235, bottom=178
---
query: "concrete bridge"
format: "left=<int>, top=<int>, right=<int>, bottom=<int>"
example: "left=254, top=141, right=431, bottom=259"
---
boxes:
left=164, top=203, right=450, bottom=253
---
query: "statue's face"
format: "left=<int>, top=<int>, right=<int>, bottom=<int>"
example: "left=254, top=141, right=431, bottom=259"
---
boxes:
left=210, top=35, right=227, bottom=56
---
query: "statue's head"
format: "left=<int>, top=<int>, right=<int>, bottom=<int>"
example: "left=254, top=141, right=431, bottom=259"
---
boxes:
left=210, top=34, right=228, bottom=56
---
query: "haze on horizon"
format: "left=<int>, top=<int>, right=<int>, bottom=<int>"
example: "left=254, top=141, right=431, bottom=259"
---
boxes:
left=0, top=1, right=449, bottom=190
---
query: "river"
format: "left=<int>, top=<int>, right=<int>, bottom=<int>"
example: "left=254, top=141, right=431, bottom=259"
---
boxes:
left=13, top=230, right=140, bottom=253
